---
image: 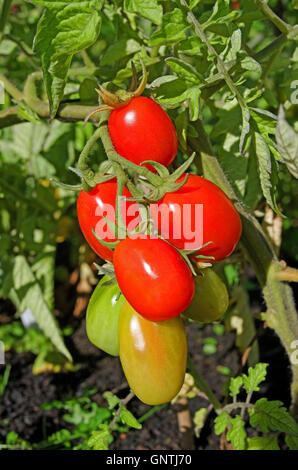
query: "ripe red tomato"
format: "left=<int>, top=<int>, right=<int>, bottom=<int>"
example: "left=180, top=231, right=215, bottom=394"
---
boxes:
left=108, top=96, right=177, bottom=169
left=113, top=236, right=195, bottom=321
left=231, top=0, right=240, bottom=10
left=77, top=179, right=139, bottom=261
left=151, top=174, right=242, bottom=262
left=119, top=302, right=187, bottom=405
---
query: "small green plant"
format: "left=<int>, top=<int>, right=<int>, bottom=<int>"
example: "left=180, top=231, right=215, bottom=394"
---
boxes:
left=0, top=321, right=74, bottom=374
left=213, top=363, right=298, bottom=450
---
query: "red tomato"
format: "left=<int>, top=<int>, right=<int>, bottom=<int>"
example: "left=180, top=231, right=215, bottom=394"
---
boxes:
left=108, top=97, right=177, bottom=169
left=151, top=174, right=242, bottom=262
left=231, top=0, right=240, bottom=9
left=113, top=236, right=195, bottom=321
left=77, top=179, right=139, bottom=261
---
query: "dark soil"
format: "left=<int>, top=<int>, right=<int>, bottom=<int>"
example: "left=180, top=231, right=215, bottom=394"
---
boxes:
left=0, top=242, right=294, bottom=450
left=0, top=309, right=292, bottom=450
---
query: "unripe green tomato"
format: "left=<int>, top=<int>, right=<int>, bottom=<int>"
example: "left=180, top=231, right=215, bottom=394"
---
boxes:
left=86, top=276, right=125, bottom=356
left=184, top=268, right=229, bottom=323
left=119, top=302, right=187, bottom=405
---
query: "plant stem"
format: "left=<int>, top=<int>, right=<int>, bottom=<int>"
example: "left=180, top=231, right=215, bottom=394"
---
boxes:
left=0, top=73, right=24, bottom=101
left=222, top=401, right=255, bottom=415
left=187, top=120, right=298, bottom=419
left=0, top=0, right=12, bottom=43
left=187, top=357, right=222, bottom=411
left=181, top=0, right=246, bottom=110
left=275, top=266, right=298, bottom=283
left=109, top=391, right=135, bottom=431
left=139, top=404, right=167, bottom=423
left=253, top=0, right=293, bottom=36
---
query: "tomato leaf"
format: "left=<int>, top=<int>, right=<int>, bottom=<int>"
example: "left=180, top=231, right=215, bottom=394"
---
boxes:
left=276, top=106, right=298, bottom=179
left=30, top=0, right=102, bottom=118
left=246, top=435, right=280, bottom=450
left=214, top=411, right=230, bottom=435
left=11, top=255, right=72, bottom=361
left=242, top=363, right=268, bottom=394
left=248, top=398, right=298, bottom=436
left=149, top=8, right=189, bottom=46
left=119, top=406, right=142, bottom=429
left=124, top=0, right=163, bottom=26
left=226, top=415, right=247, bottom=450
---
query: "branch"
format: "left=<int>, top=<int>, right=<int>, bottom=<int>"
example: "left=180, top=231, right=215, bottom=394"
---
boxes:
left=254, top=0, right=294, bottom=36
left=0, top=0, right=12, bottom=42
left=187, top=120, right=298, bottom=419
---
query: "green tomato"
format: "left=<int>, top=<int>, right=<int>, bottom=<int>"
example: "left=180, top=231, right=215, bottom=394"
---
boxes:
left=184, top=268, right=229, bottom=323
left=86, top=276, right=125, bottom=356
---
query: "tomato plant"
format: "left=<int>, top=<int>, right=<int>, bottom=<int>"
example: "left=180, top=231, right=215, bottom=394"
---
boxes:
left=151, top=174, right=242, bottom=262
left=118, top=302, right=187, bottom=405
left=108, top=97, right=177, bottom=169
left=86, top=276, right=125, bottom=356
left=1, top=0, right=298, bottom=453
left=183, top=268, right=229, bottom=323
left=113, top=236, right=195, bottom=321
left=77, top=179, right=139, bottom=261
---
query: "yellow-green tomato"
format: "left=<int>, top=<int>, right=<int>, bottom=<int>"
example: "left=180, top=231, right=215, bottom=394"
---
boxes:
left=86, top=276, right=125, bottom=356
left=184, top=268, right=229, bottom=323
left=119, top=302, right=187, bottom=405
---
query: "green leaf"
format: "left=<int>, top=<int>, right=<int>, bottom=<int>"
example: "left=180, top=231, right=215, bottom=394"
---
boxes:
left=188, top=86, right=201, bottom=121
left=166, top=57, right=203, bottom=85
left=149, top=8, right=189, bottom=46
left=103, top=391, right=121, bottom=410
left=253, top=132, right=275, bottom=211
left=119, top=406, right=142, bottom=429
left=239, top=106, right=250, bottom=155
left=88, top=425, right=111, bottom=450
left=248, top=398, right=298, bottom=436
left=214, top=411, right=230, bottom=435
left=276, top=107, right=298, bottom=179
left=242, top=363, right=268, bottom=394
left=246, top=435, right=280, bottom=450
left=178, top=37, right=203, bottom=56
left=241, top=56, right=262, bottom=76
left=226, top=415, right=246, bottom=450
left=285, top=434, right=298, bottom=450
left=203, top=0, right=239, bottom=29
left=193, top=408, right=209, bottom=438
left=31, top=0, right=102, bottom=117
left=100, top=39, right=141, bottom=66
left=124, top=0, right=163, bottom=25
left=11, top=255, right=71, bottom=361
left=229, top=376, right=243, bottom=397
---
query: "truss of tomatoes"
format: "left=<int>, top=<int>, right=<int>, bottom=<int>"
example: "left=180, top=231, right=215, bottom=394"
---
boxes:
left=77, top=95, right=242, bottom=406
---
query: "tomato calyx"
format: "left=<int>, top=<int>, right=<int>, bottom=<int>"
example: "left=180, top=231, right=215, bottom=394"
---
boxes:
left=93, top=261, right=117, bottom=285
left=84, top=56, right=148, bottom=124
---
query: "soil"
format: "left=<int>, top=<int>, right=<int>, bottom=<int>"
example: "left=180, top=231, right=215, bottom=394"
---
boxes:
left=0, top=244, right=295, bottom=450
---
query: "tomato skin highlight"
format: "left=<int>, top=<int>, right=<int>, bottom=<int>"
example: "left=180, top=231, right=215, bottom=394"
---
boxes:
left=113, top=236, right=195, bottom=321
left=151, top=174, right=242, bottom=263
left=86, top=276, right=125, bottom=356
left=119, top=302, right=187, bottom=405
left=108, top=96, right=177, bottom=169
left=77, top=179, right=139, bottom=262
left=184, top=268, right=229, bottom=323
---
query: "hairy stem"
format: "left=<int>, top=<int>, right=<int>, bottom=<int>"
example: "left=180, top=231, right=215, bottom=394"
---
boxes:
left=253, top=0, right=293, bottom=36
left=0, top=0, right=12, bottom=42
left=188, top=120, right=298, bottom=418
